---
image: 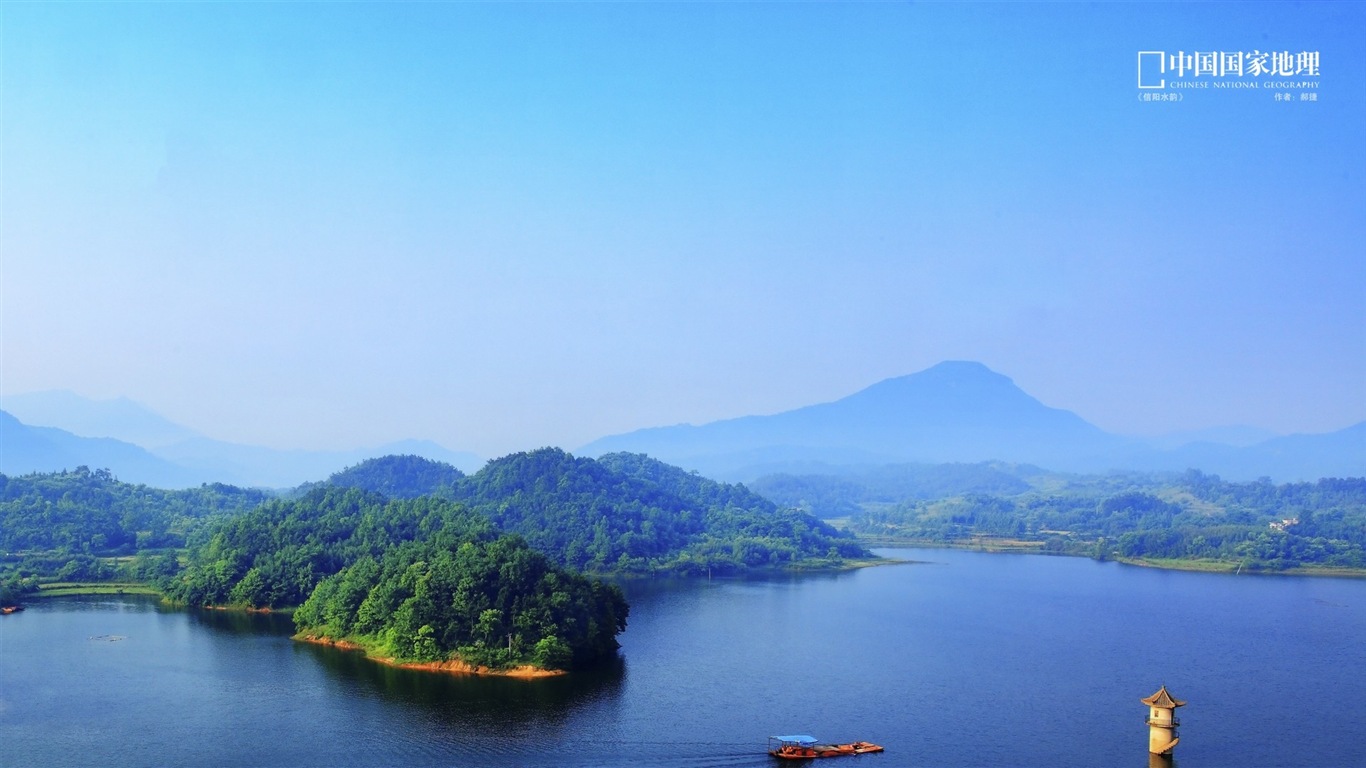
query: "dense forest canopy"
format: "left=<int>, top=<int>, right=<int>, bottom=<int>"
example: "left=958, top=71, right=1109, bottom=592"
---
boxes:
left=164, top=486, right=627, bottom=669
left=295, top=533, right=627, bottom=669
left=446, top=449, right=867, bottom=573
left=0, top=467, right=270, bottom=592
left=163, top=487, right=494, bottom=608
left=313, top=455, right=467, bottom=499
left=296, top=450, right=868, bottom=574
left=0, top=466, right=269, bottom=554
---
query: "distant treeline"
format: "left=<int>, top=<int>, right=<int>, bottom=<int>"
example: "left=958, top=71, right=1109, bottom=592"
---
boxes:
left=753, top=465, right=1366, bottom=571
left=749, top=462, right=1037, bottom=517
left=0, top=467, right=270, bottom=555
left=0, top=467, right=270, bottom=601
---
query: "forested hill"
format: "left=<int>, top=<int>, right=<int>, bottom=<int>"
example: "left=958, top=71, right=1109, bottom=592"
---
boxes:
left=444, top=449, right=867, bottom=574
left=0, top=467, right=270, bottom=556
left=165, top=487, right=482, bottom=608
left=167, top=487, right=628, bottom=670
left=2, top=450, right=868, bottom=598
left=595, top=451, right=780, bottom=511
left=0, top=468, right=272, bottom=601
left=319, top=454, right=466, bottom=499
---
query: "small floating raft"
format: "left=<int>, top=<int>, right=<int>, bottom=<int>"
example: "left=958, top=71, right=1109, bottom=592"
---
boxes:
left=769, top=735, right=884, bottom=759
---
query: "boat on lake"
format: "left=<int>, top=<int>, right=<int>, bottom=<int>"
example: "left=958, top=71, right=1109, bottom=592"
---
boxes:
left=768, top=735, right=884, bottom=759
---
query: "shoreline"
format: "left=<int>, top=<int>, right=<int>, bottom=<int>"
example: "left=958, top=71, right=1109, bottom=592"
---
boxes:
left=294, top=634, right=567, bottom=679
left=1114, top=556, right=1366, bottom=579
left=861, top=539, right=1366, bottom=578
left=785, top=555, right=899, bottom=571
left=201, top=604, right=287, bottom=614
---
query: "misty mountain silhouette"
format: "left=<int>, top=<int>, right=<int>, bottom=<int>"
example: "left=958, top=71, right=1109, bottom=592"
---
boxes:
left=582, top=361, right=1129, bottom=473
left=2, top=390, right=200, bottom=448
left=581, top=361, right=1363, bottom=481
left=0, top=409, right=202, bottom=487
left=3, top=363, right=1359, bottom=488
left=0, top=402, right=482, bottom=489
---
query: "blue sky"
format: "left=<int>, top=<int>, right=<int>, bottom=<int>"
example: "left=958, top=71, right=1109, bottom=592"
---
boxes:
left=3, top=2, right=1363, bottom=457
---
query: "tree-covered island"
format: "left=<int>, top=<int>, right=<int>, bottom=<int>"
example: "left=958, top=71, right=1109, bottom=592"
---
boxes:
left=163, top=487, right=628, bottom=672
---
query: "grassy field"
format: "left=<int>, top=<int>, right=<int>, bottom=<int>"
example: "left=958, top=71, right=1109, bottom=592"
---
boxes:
left=854, top=535, right=1366, bottom=578
left=1114, top=557, right=1241, bottom=573
left=35, top=582, right=162, bottom=597
left=1117, top=557, right=1366, bottom=578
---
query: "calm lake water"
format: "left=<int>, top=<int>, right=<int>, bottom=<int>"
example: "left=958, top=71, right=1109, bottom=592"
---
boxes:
left=2, top=548, right=1363, bottom=767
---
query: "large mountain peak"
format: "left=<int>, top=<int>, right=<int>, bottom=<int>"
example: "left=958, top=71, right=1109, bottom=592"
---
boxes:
left=580, top=361, right=1120, bottom=475
left=846, top=361, right=1030, bottom=409
left=913, top=359, right=1005, bottom=380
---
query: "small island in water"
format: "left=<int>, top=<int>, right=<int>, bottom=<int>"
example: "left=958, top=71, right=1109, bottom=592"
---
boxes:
left=289, top=533, right=629, bottom=675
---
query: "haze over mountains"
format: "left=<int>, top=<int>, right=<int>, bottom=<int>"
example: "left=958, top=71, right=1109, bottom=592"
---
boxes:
left=1, top=392, right=483, bottom=488
left=2, top=362, right=1362, bottom=487
left=0, top=409, right=204, bottom=488
left=580, top=361, right=1365, bottom=482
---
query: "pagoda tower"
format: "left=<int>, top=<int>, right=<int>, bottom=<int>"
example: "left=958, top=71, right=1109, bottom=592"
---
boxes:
left=1141, top=685, right=1186, bottom=755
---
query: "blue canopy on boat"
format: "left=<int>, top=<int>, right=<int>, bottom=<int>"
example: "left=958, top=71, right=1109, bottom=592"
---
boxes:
left=774, top=735, right=818, bottom=745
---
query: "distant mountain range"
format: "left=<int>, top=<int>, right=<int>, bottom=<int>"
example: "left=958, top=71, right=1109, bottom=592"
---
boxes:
left=1, top=390, right=200, bottom=448
left=1138, top=422, right=1366, bottom=483
left=0, top=409, right=205, bottom=488
left=0, top=392, right=482, bottom=488
left=580, top=361, right=1365, bottom=482
left=4, top=363, right=1362, bottom=488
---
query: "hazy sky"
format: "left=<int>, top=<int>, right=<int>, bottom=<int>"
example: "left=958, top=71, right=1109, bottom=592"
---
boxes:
left=3, top=2, right=1363, bottom=457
